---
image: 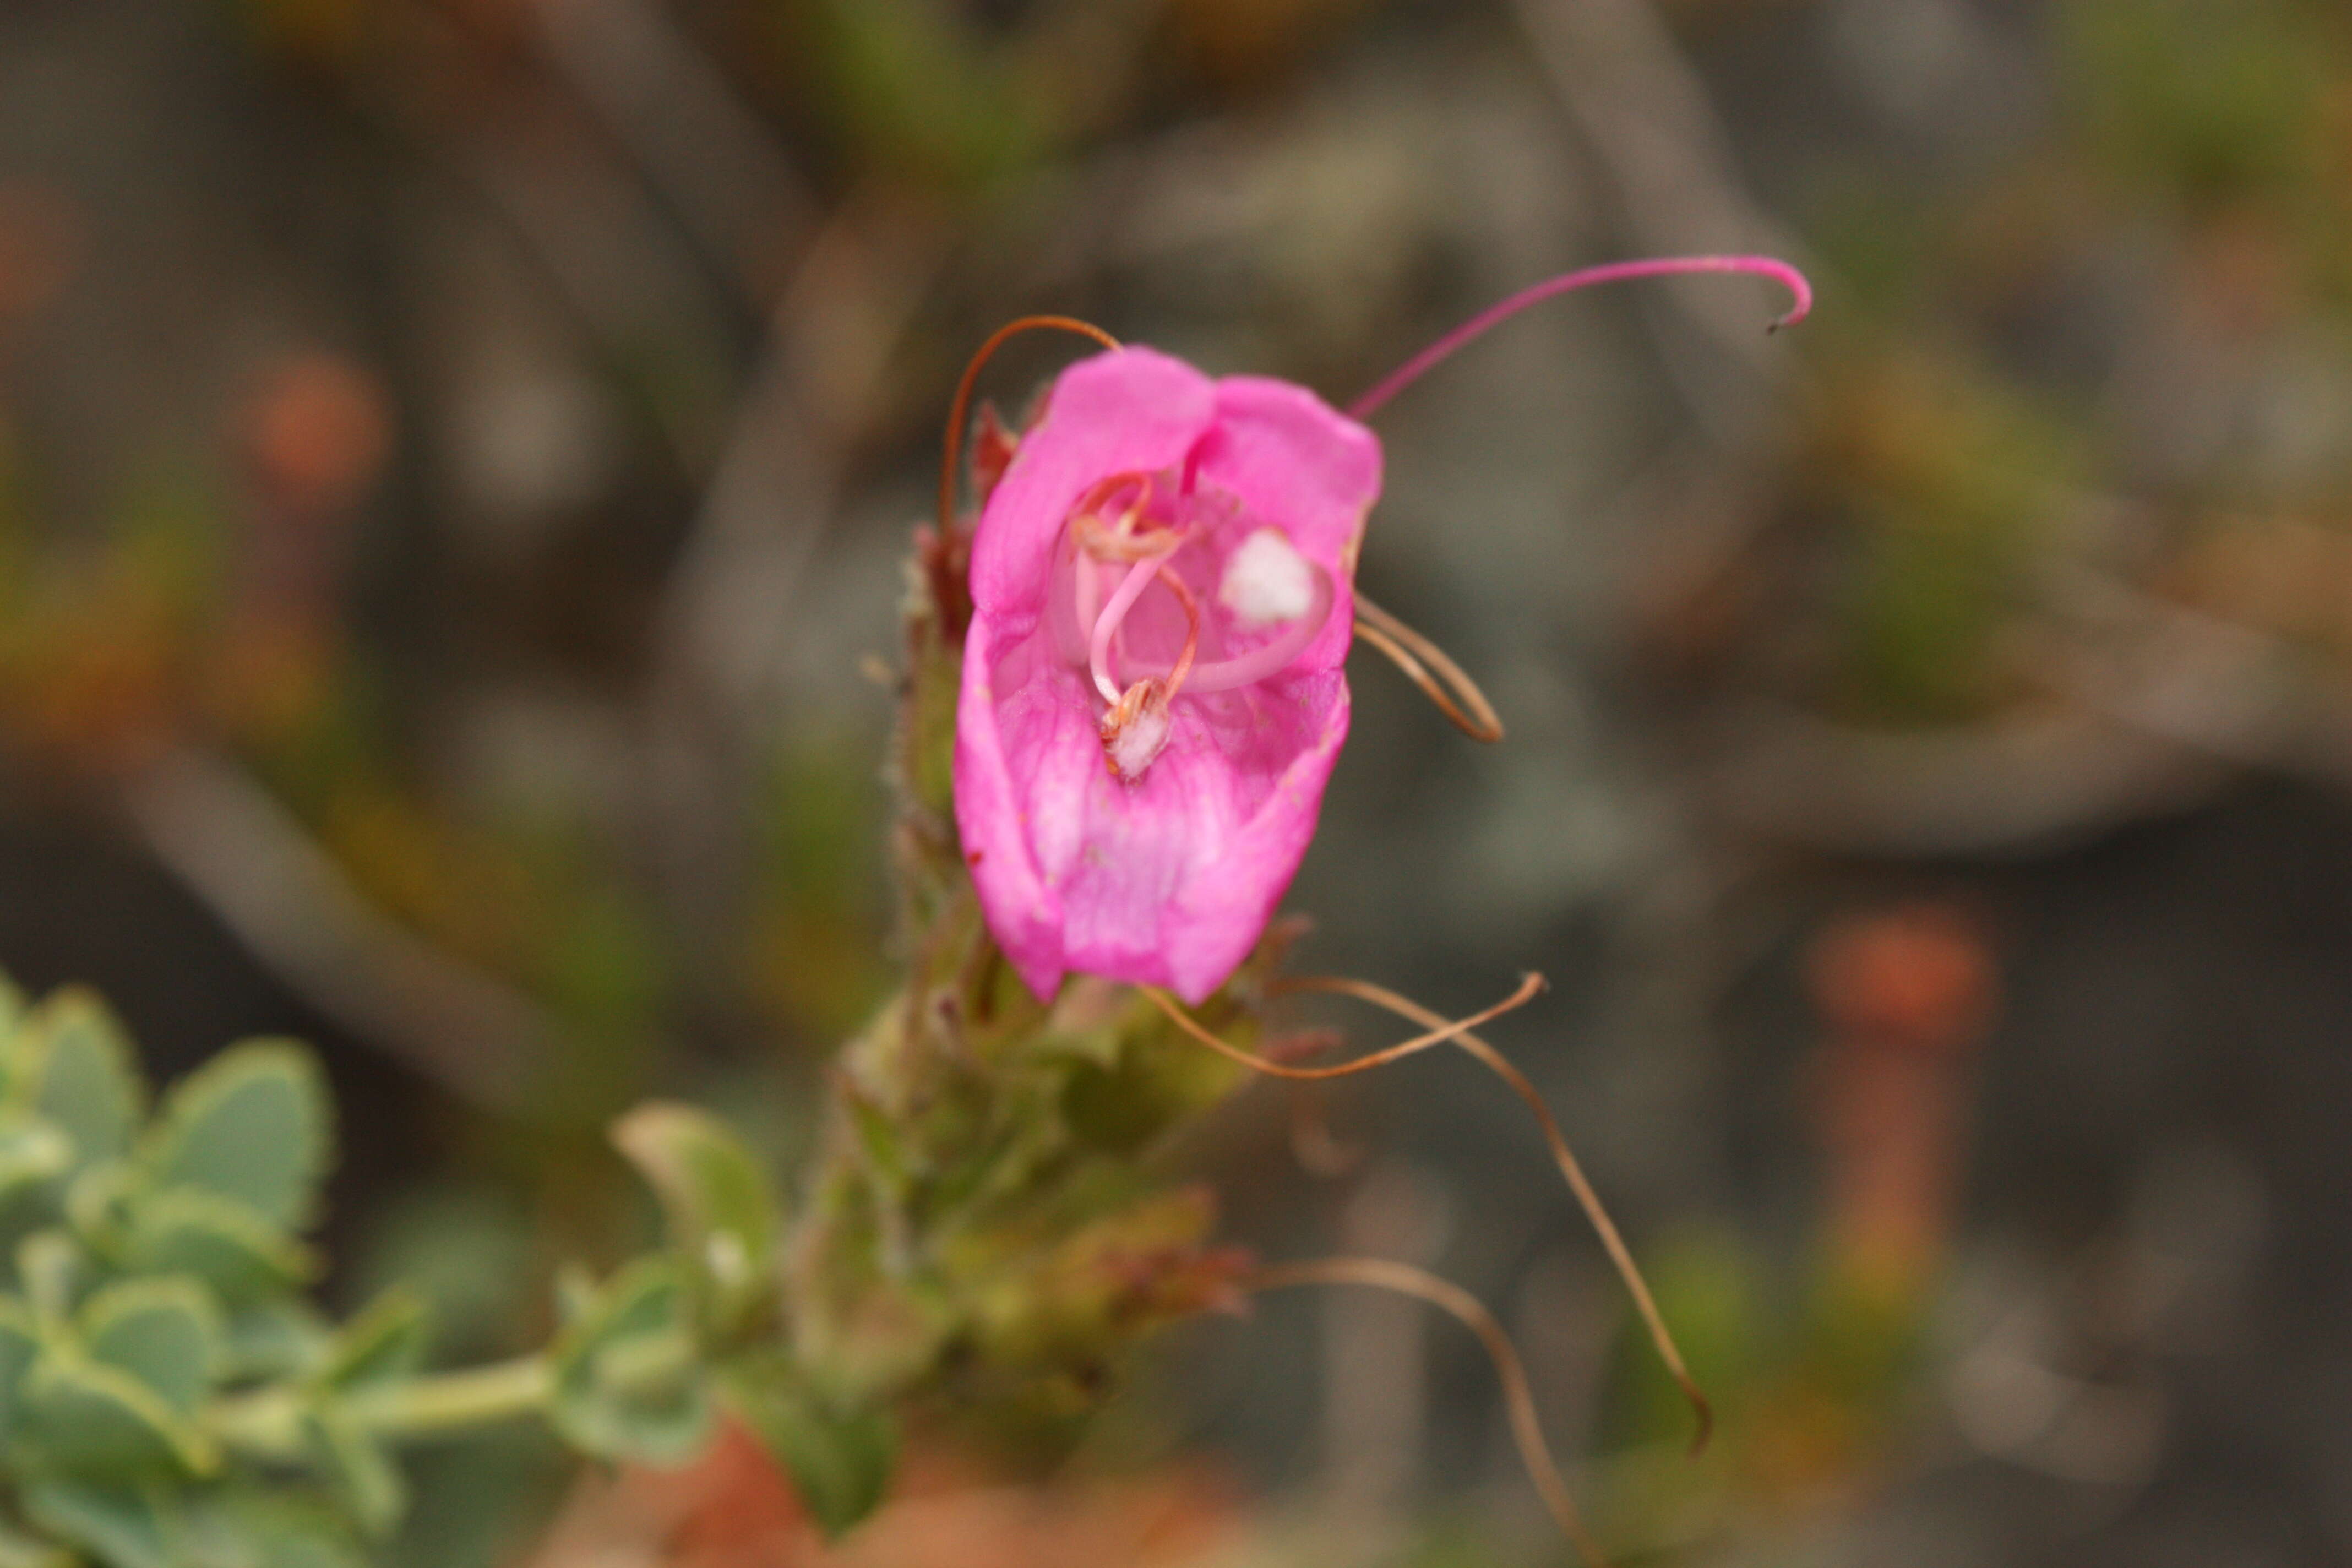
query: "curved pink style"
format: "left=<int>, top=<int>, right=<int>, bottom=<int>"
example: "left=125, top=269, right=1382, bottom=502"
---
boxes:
left=955, top=347, right=1381, bottom=1004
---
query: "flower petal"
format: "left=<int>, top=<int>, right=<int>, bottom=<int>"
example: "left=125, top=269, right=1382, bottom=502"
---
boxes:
left=968, top=348, right=1216, bottom=623
left=1191, top=376, right=1382, bottom=674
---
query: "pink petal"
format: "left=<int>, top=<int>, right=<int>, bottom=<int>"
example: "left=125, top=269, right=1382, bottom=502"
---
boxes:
left=968, top=348, right=1215, bottom=624
left=1192, top=376, right=1382, bottom=674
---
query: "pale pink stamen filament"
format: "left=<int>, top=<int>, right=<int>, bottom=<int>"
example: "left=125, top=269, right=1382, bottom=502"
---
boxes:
left=1090, top=555, right=1166, bottom=704
left=1159, top=566, right=1333, bottom=693
left=1348, top=254, right=1812, bottom=421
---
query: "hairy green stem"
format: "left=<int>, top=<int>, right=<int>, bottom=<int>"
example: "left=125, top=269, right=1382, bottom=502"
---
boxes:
left=342, top=1354, right=552, bottom=1439
left=205, top=1355, right=553, bottom=1462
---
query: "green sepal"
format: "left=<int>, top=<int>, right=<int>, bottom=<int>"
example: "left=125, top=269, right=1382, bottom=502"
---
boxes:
left=117, top=1190, right=318, bottom=1304
left=610, top=1103, right=780, bottom=1337
left=14, top=991, right=145, bottom=1171
left=547, top=1258, right=713, bottom=1465
left=78, top=1278, right=222, bottom=1416
left=722, top=1351, right=896, bottom=1540
left=140, top=1041, right=331, bottom=1231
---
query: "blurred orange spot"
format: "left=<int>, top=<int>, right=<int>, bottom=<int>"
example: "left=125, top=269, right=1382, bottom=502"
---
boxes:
left=1805, top=902, right=1999, bottom=1298
left=1806, top=901, right=1996, bottom=1055
left=242, top=351, right=394, bottom=513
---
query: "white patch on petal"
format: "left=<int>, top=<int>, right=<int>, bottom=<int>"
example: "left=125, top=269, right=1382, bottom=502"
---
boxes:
left=1218, top=527, right=1316, bottom=628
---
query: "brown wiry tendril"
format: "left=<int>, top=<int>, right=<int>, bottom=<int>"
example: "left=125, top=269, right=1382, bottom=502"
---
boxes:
left=1353, top=592, right=1506, bottom=743
left=1138, top=972, right=1545, bottom=1081
left=1247, top=1256, right=1611, bottom=1568
left=1277, top=973, right=1713, bottom=1455
left=939, top=315, right=1119, bottom=536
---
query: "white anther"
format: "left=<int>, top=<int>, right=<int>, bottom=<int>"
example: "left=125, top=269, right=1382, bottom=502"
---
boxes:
left=1218, top=527, right=1316, bottom=628
left=1101, top=680, right=1175, bottom=781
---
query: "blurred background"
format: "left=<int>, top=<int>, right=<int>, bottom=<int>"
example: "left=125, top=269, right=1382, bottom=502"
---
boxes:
left=1, top=0, right=2348, bottom=1562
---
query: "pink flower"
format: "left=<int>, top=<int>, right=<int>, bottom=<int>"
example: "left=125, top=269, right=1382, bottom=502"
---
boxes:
left=954, top=347, right=1378, bottom=1004
left=950, top=257, right=1810, bottom=1005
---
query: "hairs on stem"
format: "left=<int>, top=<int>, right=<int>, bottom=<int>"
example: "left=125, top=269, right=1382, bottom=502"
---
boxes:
left=1249, top=1255, right=1611, bottom=1568
left=1281, top=974, right=1713, bottom=1455
left=939, top=315, right=1119, bottom=534
left=1139, top=972, right=1545, bottom=1082
left=1347, top=254, right=1812, bottom=421
left=1353, top=592, right=1505, bottom=742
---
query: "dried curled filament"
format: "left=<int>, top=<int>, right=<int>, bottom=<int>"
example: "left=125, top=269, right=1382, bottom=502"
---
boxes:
left=1145, top=973, right=1712, bottom=1454
left=1139, top=971, right=1545, bottom=1081
left=939, top=314, right=1120, bottom=534
left=1353, top=592, right=1505, bottom=743
left=1282, top=973, right=1713, bottom=1455
left=1248, top=1256, right=1610, bottom=1568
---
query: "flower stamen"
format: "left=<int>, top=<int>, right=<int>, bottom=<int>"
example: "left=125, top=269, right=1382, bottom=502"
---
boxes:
left=1246, top=1256, right=1611, bottom=1568
left=1139, top=971, right=1546, bottom=1080
left=1353, top=592, right=1505, bottom=742
left=1279, top=972, right=1714, bottom=1455
left=939, top=315, right=1119, bottom=535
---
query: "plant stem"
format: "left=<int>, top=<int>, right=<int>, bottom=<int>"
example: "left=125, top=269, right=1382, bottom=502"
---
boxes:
left=342, top=1354, right=553, bottom=1440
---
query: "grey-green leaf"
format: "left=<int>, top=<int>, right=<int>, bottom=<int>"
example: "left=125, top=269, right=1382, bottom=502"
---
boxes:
left=0, top=1113, right=71, bottom=1204
left=143, top=1041, right=331, bottom=1231
left=547, top=1258, right=712, bottom=1465
left=79, top=1278, right=221, bottom=1415
left=19, top=1481, right=172, bottom=1568
left=119, top=1190, right=318, bottom=1304
left=18, top=992, right=144, bottom=1171
left=17, top=1353, right=217, bottom=1477
left=723, top=1353, right=896, bottom=1540
left=611, top=1103, right=779, bottom=1333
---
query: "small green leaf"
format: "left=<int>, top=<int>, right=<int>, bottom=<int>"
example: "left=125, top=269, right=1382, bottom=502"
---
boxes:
left=723, top=1353, right=896, bottom=1539
left=611, top=1103, right=779, bottom=1333
left=304, top=1407, right=407, bottom=1539
left=119, top=1190, right=318, bottom=1304
left=79, top=1278, right=221, bottom=1415
left=0, top=1114, right=70, bottom=1204
left=317, top=1290, right=429, bottom=1392
left=547, top=1258, right=712, bottom=1465
left=141, top=1041, right=331, bottom=1231
left=17, top=1351, right=218, bottom=1477
left=19, top=1480, right=172, bottom=1568
left=17, top=991, right=145, bottom=1169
